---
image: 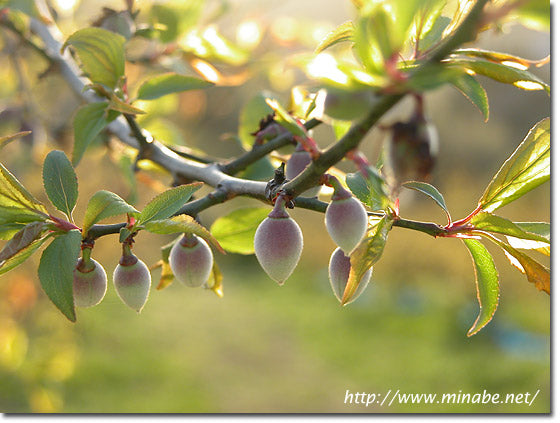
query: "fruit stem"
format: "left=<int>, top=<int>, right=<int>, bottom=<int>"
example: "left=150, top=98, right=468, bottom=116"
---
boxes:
left=269, top=195, right=290, bottom=218
left=325, top=175, right=351, bottom=200
left=76, top=247, right=96, bottom=273
left=180, top=234, right=199, bottom=248
left=120, top=243, right=138, bottom=266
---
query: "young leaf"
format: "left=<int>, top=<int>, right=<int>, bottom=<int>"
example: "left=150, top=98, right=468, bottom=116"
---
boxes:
left=462, top=239, right=500, bottom=337
left=144, top=215, right=224, bottom=253
left=345, top=215, right=392, bottom=305
left=210, top=207, right=271, bottom=255
left=137, top=183, right=203, bottom=224
left=73, top=102, right=111, bottom=165
left=450, top=72, right=489, bottom=122
left=265, top=98, right=307, bottom=139
left=155, top=236, right=181, bottom=290
left=0, top=130, right=32, bottom=150
left=107, top=93, right=146, bottom=115
left=82, top=190, right=138, bottom=237
left=0, top=162, right=48, bottom=221
left=0, top=221, right=46, bottom=263
left=470, top=212, right=549, bottom=243
left=204, top=260, right=224, bottom=298
left=447, top=58, right=549, bottom=93
left=0, top=235, right=50, bottom=276
left=480, top=232, right=549, bottom=294
left=62, top=28, right=126, bottom=89
left=42, top=150, right=79, bottom=220
left=478, top=118, right=549, bottom=212
left=315, top=21, right=354, bottom=54
left=402, top=181, right=451, bottom=224
left=137, top=73, right=214, bottom=100
left=38, top=230, right=82, bottom=322
left=346, top=168, right=390, bottom=211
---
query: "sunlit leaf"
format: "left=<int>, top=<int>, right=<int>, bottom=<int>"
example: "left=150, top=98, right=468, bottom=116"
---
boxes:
left=0, top=162, right=48, bottom=223
left=462, top=239, right=500, bottom=337
left=38, top=230, right=82, bottom=322
left=62, top=28, right=126, bottom=89
left=345, top=215, right=392, bottom=305
left=0, top=235, right=49, bottom=276
left=512, top=0, right=550, bottom=32
left=73, top=102, right=111, bottom=166
left=137, top=183, right=203, bottom=224
left=137, top=73, right=214, bottom=101
left=315, top=21, right=354, bottom=53
left=42, top=151, right=78, bottom=220
left=470, top=212, right=549, bottom=243
left=144, top=215, right=224, bottom=253
left=450, top=72, right=489, bottom=121
left=82, top=190, right=138, bottom=237
left=0, top=221, right=46, bottom=263
left=210, top=207, right=270, bottom=255
left=265, top=98, right=307, bottom=139
left=346, top=168, right=390, bottom=211
left=107, top=93, right=145, bottom=115
left=481, top=232, right=549, bottom=294
left=452, top=48, right=536, bottom=70
left=479, top=118, right=549, bottom=212
left=204, top=260, right=224, bottom=298
left=402, top=181, right=450, bottom=224
left=418, top=15, right=450, bottom=52
left=149, top=1, right=204, bottom=43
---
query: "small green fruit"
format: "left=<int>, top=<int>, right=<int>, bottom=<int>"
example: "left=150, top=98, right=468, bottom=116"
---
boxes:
left=113, top=253, right=151, bottom=312
left=323, top=89, right=376, bottom=121
left=328, top=247, right=372, bottom=304
left=73, top=258, right=107, bottom=308
left=254, top=205, right=303, bottom=284
left=325, top=190, right=368, bottom=254
left=169, top=234, right=213, bottom=287
left=285, top=145, right=320, bottom=197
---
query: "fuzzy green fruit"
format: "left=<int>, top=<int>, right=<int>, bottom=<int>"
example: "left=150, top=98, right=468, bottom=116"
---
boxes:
left=285, top=145, right=321, bottom=197
left=169, top=234, right=213, bottom=287
left=328, top=247, right=372, bottom=304
left=73, top=258, right=107, bottom=308
left=323, top=89, right=376, bottom=121
left=325, top=190, right=368, bottom=255
left=254, top=207, right=303, bottom=285
left=113, top=253, right=151, bottom=312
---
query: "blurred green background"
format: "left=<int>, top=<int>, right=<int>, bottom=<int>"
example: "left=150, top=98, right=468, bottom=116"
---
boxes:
left=0, top=0, right=550, bottom=413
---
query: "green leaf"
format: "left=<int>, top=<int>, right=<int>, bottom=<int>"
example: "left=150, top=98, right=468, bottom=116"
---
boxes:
left=402, top=181, right=450, bottom=224
left=346, top=215, right=392, bottom=305
left=4, top=0, right=41, bottom=18
left=119, top=227, right=132, bottom=243
left=238, top=92, right=276, bottom=150
left=265, top=98, right=307, bottom=139
left=450, top=72, right=489, bottom=121
left=470, top=212, right=549, bottom=243
left=0, top=130, right=32, bottom=150
left=417, top=13, right=450, bottom=51
left=107, top=93, right=145, bottom=115
left=514, top=222, right=549, bottom=241
left=513, top=0, right=550, bottom=32
left=82, top=190, right=138, bottom=237
left=447, top=58, right=549, bottom=93
left=315, top=21, right=354, bottom=53
left=452, top=48, right=537, bottom=70
left=144, top=215, right=224, bottom=253
left=0, top=235, right=49, bottom=276
left=137, top=73, right=214, bottom=101
left=353, top=14, right=383, bottom=74
left=0, top=223, right=26, bottom=240
left=0, top=221, right=46, bottom=263
left=238, top=157, right=275, bottom=182
left=38, top=230, right=82, bottom=322
left=73, top=102, right=111, bottom=165
left=62, top=28, right=126, bottom=89
left=332, top=120, right=352, bottom=140
left=137, top=183, right=203, bottom=225
left=481, top=232, right=549, bottom=295
left=42, top=150, right=79, bottom=220
left=462, top=239, right=500, bottom=337
left=346, top=168, right=390, bottom=211
left=479, top=118, right=549, bottom=212
left=0, top=162, right=48, bottom=222
left=210, top=207, right=270, bottom=255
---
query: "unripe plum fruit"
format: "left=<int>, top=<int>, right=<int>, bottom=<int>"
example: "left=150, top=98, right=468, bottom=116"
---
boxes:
left=323, top=89, right=376, bottom=121
left=254, top=206, right=303, bottom=285
left=73, top=258, right=107, bottom=308
left=285, top=145, right=321, bottom=197
left=325, top=190, right=368, bottom=254
left=329, top=247, right=372, bottom=304
left=169, top=234, right=213, bottom=287
left=113, top=253, right=151, bottom=312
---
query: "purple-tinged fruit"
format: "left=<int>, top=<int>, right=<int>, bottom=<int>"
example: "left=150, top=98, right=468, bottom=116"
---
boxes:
left=73, top=258, right=107, bottom=308
left=328, top=247, right=372, bottom=304
left=325, top=188, right=368, bottom=254
left=113, top=248, right=151, bottom=312
left=169, top=234, right=213, bottom=287
left=254, top=200, right=303, bottom=284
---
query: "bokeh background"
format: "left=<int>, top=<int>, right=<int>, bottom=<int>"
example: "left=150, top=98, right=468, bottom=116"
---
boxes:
left=0, top=0, right=550, bottom=413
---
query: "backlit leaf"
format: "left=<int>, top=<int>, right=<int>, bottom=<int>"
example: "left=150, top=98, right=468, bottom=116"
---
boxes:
left=238, top=92, right=276, bottom=150
left=0, top=235, right=49, bottom=276
left=346, top=168, right=390, bottom=211
left=402, top=181, right=450, bottom=223
left=210, top=207, right=270, bottom=255
left=315, top=21, right=354, bottom=54
left=107, top=93, right=146, bottom=115
left=470, top=212, right=549, bottom=243
left=450, top=72, right=489, bottom=121
left=137, top=183, right=203, bottom=224
left=0, top=221, right=46, bottom=263
left=0, top=162, right=48, bottom=222
left=479, top=118, right=549, bottom=212
left=82, top=190, right=138, bottom=237
left=42, top=151, right=79, bottom=220
left=137, top=73, right=214, bottom=101
left=73, top=102, right=111, bottom=165
left=462, top=239, right=500, bottom=337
